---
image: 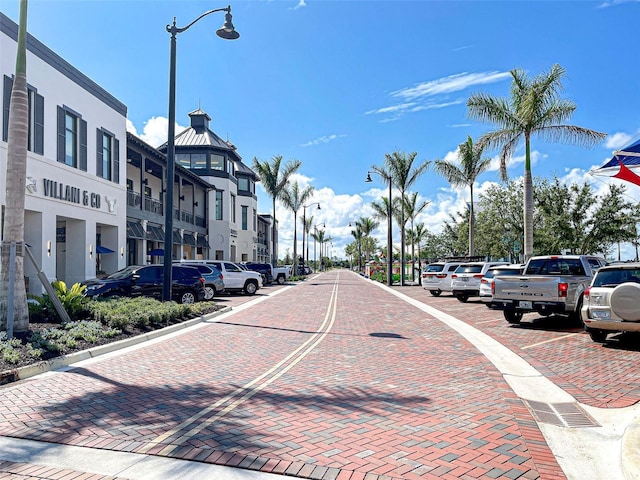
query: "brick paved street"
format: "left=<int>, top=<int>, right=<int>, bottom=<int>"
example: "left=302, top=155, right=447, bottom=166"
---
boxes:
left=3, top=270, right=637, bottom=479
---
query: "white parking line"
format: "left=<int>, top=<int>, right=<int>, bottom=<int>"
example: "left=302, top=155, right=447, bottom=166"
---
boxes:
left=522, top=333, right=580, bottom=350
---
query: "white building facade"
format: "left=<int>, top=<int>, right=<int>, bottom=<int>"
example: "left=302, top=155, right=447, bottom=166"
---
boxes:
left=1, top=12, right=127, bottom=292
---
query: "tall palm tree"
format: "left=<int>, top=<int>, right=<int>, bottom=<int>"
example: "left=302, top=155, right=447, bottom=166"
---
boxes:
left=302, top=215, right=314, bottom=266
left=355, top=217, right=379, bottom=264
left=372, top=151, right=430, bottom=285
left=467, top=64, right=606, bottom=259
left=411, top=222, right=429, bottom=274
left=402, top=192, right=429, bottom=281
left=1, top=0, right=30, bottom=333
left=350, top=224, right=364, bottom=272
left=280, top=182, right=313, bottom=275
left=434, top=136, right=491, bottom=257
left=252, top=155, right=301, bottom=266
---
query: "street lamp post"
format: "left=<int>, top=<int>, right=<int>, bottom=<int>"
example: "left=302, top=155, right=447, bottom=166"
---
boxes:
left=162, top=6, right=239, bottom=301
left=302, top=202, right=320, bottom=268
left=366, top=171, right=393, bottom=286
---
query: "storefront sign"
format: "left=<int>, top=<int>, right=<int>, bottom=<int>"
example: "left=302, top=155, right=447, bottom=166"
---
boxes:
left=43, top=178, right=101, bottom=209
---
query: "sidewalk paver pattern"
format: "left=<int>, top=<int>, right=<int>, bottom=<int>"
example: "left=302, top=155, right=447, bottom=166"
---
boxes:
left=0, top=272, right=565, bottom=479
left=396, top=287, right=640, bottom=409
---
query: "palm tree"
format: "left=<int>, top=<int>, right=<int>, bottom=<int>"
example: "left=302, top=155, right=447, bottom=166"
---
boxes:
left=411, top=222, right=429, bottom=275
left=252, top=155, right=301, bottom=266
left=372, top=151, right=430, bottom=285
left=402, top=192, right=429, bottom=281
left=280, top=182, right=313, bottom=275
left=302, top=215, right=314, bottom=266
left=350, top=224, right=364, bottom=272
left=434, top=136, right=491, bottom=257
left=355, top=217, right=379, bottom=264
left=1, top=0, right=30, bottom=334
left=467, top=64, right=606, bottom=259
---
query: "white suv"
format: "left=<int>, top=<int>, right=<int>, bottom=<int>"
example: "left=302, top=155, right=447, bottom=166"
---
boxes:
left=582, top=262, right=640, bottom=343
left=451, top=261, right=509, bottom=302
left=421, top=262, right=462, bottom=296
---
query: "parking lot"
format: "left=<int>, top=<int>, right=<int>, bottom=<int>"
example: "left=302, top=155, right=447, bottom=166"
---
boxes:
left=394, top=285, right=640, bottom=409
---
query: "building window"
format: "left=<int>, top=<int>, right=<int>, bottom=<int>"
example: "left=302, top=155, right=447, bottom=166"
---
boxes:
left=2, top=76, right=44, bottom=155
left=57, top=105, right=87, bottom=171
left=227, top=160, right=235, bottom=176
left=230, top=194, right=236, bottom=223
left=253, top=209, right=257, bottom=231
left=215, top=190, right=223, bottom=220
left=97, top=128, right=119, bottom=182
left=144, top=186, right=151, bottom=197
left=211, top=154, right=224, bottom=171
left=126, top=179, right=133, bottom=191
left=241, top=206, right=248, bottom=230
left=238, top=177, right=249, bottom=191
left=176, top=152, right=207, bottom=169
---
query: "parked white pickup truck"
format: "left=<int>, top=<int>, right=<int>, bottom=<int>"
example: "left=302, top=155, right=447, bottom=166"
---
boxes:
left=177, top=260, right=263, bottom=295
left=491, top=255, right=607, bottom=324
left=273, top=265, right=292, bottom=285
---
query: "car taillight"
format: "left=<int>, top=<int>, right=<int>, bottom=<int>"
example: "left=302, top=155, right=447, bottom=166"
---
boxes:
left=436, top=273, right=447, bottom=278
left=481, top=278, right=488, bottom=284
left=584, top=286, right=591, bottom=301
left=473, top=274, right=484, bottom=279
left=219, top=274, right=224, bottom=280
left=451, top=274, right=458, bottom=279
left=492, top=281, right=495, bottom=295
left=199, top=277, right=205, bottom=285
left=558, top=282, right=568, bottom=298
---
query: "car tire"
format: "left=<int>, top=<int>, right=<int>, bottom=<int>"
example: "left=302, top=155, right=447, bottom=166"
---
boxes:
left=429, top=290, right=441, bottom=297
left=455, top=294, right=469, bottom=303
left=204, top=285, right=215, bottom=300
left=244, top=280, right=258, bottom=295
left=504, top=309, right=523, bottom=324
left=569, top=296, right=584, bottom=326
left=587, top=328, right=608, bottom=343
left=178, top=290, right=197, bottom=304
left=277, top=275, right=286, bottom=285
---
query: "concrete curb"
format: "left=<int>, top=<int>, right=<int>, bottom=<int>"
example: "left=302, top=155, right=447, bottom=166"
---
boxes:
left=2, top=306, right=232, bottom=384
left=622, top=417, right=640, bottom=480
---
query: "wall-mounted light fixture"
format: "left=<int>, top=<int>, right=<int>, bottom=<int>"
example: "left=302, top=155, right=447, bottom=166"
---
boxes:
left=143, top=178, right=149, bottom=185
left=179, top=195, right=185, bottom=201
left=89, top=244, right=93, bottom=259
left=193, top=201, right=199, bottom=207
left=121, top=247, right=125, bottom=258
left=47, top=240, right=52, bottom=257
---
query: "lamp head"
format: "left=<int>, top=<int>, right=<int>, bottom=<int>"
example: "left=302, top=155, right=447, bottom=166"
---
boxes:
left=365, top=172, right=372, bottom=183
left=316, top=203, right=321, bottom=210
left=216, top=11, right=240, bottom=39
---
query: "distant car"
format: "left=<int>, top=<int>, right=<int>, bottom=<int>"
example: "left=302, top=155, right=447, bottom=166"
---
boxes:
left=184, top=263, right=225, bottom=300
left=83, top=265, right=205, bottom=304
left=421, top=262, right=463, bottom=296
left=451, top=261, right=510, bottom=302
left=479, top=264, right=524, bottom=307
left=581, top=262, right=640, bottom=343
left=177, top=260, right=262, bottom=295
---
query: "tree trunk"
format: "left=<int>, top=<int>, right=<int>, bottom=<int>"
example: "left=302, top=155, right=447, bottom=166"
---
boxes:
left=1, top=0, right=30, bottom=333
left=523, top=137, right=534, bottom=260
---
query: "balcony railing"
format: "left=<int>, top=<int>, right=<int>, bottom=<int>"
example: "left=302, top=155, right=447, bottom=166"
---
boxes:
left=145, top=197, right=164, bottom=215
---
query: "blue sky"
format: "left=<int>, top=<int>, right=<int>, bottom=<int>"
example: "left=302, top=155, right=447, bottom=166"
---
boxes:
left=3, top=0, right=640, bottom=260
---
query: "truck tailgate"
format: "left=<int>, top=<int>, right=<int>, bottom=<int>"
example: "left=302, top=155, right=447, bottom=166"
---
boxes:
left=493, top=276, right=560, bottom=302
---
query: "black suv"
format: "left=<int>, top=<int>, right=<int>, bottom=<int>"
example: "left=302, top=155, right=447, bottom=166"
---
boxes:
left=83, top=265, right=205, bottom=303
left=242, top=262, right=274, bottom=285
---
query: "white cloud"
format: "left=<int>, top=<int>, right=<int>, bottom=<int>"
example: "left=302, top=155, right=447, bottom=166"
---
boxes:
left=598, top=0, right=640, bottom=8
left=292, top=0, right=306, bottom=10
left=390, top=71, right=511, bottom=100
left=300, top=134, right=346, bottom=147
left=605, top=130, right=640, bottom=150
left=127, top=116, right=188, bottom=148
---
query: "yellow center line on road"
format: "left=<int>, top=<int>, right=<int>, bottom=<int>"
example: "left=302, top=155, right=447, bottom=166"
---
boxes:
left=522, top=333, right=580, bottom=349
left=139, top=273, right=341, bottom=454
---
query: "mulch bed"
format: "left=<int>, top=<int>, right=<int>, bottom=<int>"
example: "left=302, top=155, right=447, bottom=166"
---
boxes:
left=1, top=304, right=223, bottom=373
